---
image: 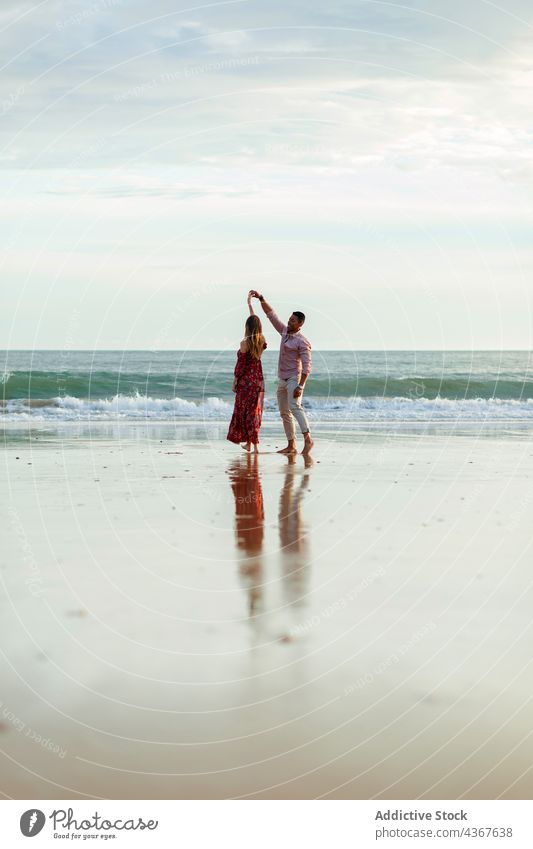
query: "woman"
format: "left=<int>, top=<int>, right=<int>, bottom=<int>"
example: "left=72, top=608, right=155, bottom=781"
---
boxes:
left=227, top=294, right=267, bottom=452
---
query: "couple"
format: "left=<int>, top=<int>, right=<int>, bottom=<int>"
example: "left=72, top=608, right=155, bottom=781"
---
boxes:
left=227, top=290, right=314, bottom=455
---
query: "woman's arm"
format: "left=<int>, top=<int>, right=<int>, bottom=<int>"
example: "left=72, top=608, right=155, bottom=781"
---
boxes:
left=232, top=344, right=246, bottom=391
left=247, top=292, right=255, bottom=315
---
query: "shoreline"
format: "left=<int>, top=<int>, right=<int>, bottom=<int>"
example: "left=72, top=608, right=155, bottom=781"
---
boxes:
left=3, top=417, right=533, bottom=441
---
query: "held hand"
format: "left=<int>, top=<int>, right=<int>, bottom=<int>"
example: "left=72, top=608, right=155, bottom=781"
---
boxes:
left=249, top=289, right=261, bottom=299
left=293, top=386, right=303, bottom=399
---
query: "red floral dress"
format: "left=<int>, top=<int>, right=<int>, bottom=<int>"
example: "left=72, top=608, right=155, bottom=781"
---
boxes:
left=227, top=343, right=267, bottom=445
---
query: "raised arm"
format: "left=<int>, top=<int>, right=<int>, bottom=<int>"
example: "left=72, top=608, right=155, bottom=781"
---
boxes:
left=249, top=289, right=273, bottom=314
left=247, top=291, right=255, bottom=316
left=249, top=290, right=285, bottom=334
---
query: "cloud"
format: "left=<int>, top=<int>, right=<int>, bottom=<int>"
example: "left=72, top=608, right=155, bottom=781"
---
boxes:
left=39, top=170, right=259, bottom=199
left=1, top=0, right=532, bottom=347
left=0, top=0, right=530, bottom=184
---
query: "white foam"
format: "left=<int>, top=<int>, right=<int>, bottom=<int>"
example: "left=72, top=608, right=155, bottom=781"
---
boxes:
left=2, top=393, right=533, bottom=423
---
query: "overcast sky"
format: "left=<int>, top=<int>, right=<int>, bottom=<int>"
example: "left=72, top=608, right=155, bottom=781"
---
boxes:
left=1, top=0, right=532, bottom=349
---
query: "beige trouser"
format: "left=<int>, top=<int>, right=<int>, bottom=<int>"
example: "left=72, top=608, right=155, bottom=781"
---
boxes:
left=277, top=377, right=310, bottom=441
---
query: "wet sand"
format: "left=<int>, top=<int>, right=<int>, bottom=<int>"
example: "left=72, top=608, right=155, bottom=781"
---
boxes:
left=2, top=424, right=533, bottom=799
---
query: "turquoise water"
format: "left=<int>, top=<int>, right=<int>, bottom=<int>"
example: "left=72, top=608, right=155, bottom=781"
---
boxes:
left=1, top=350, right=533, bottom=422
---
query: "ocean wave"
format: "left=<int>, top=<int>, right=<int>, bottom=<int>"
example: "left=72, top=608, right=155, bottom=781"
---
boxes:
left=3, top=369, right=533, bottom=402
left=2, top=393, right=533, bottom=422
left=1, top=394, right=232, bottom=421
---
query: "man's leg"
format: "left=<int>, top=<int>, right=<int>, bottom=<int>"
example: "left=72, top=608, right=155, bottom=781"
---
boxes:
left=287, top=377, right=314, bottom=454
left=277, top=379, right=297, bottom=453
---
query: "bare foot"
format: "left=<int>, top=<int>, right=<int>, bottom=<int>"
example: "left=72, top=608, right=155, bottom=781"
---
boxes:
left=302, top=437, right=314, bottom=455
left=253, top=444, right=259, bottom=454
left=241, top=442, right=251, bottom=452
left=277, top=443, right=297, bottom=454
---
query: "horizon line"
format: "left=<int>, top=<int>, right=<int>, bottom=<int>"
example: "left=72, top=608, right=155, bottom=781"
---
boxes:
left=3, top=348, right=533, bottom=354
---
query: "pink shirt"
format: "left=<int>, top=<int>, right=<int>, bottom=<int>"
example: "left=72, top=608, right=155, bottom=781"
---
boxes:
left=265, top=309, right=312, bottom=379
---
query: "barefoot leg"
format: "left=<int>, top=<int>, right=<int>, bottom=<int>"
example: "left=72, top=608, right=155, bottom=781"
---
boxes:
left=301, top=433, right=314, bottom=455
left=277, top=439, right=297, bottom=455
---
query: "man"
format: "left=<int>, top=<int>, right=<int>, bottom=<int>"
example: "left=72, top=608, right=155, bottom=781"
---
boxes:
left=249, top=290, right=314, bottom=455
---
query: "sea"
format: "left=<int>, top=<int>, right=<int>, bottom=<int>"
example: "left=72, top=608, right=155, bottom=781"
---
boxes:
left=2, top=350, right=533, bottom=428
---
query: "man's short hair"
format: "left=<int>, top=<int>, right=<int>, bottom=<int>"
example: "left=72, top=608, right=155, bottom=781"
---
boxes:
left=293, top=310, right=305, bottom=324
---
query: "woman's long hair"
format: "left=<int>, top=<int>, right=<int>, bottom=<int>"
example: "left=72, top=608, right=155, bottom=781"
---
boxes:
left=245, top=315, right=266, bottom=359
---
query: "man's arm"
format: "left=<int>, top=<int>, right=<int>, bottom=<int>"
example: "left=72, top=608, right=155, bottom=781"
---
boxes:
left=249, top=290, right=285, bottom=334
left=293, top=373, right=308, bottom=398
left=293, top=340, right=312, bottom=397
left=299, top=339, right=312, bottom=378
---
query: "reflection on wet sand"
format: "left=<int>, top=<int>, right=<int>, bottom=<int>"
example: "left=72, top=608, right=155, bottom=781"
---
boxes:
left=278, top=454, right=312, bottom=609
left=228, top=454, right=265, bottom=615
left=228, top=454, right=312, bottom=626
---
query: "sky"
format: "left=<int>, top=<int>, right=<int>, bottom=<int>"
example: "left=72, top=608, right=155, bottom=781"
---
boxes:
left=1, top=0, right=532, bottom=350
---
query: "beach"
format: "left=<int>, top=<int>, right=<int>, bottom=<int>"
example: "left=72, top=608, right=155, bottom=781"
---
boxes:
left=2, top=421, right=533, bottom=799
left=3, top=0, right=533, bottom=820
